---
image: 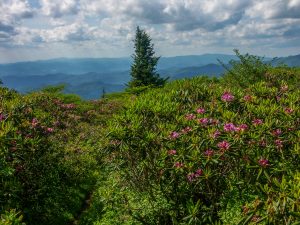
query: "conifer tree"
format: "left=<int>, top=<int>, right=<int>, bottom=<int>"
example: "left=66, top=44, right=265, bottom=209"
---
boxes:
left=128, top=26, right=167, bottom=88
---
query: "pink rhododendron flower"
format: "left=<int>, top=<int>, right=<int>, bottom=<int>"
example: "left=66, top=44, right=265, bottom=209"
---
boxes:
left=259, top=139, right=267, bottom=147
left=211, top=130, right=221, bottom=139
left=221, top=92, right=235, bottom=102
left=31, top=118, right=38, bottom=127
left=174, top=162, right=184, bottom=168
left=187, top=173, right=195, bottom=182
left=47, top=128, right=54, bottom=133
left=170, top=131, right=180, bottom=139
left=168, top=150, right=177, bottom=155
left=0, top=113, right=5, bottom=121
left=185, top=113, right=196, bottom=120
left=243, top=95, right=253, bottom=102
left=252, top=119, right=263, bottom=126
left=272, top=129, right=282, bottom=136
left=204, top=149, right=214, bottom=157
left=258, top=158, right=269, bottom=167
left=181, top=126, right=192, bottom=134
left=195, top=169, right=203, bottom=177
left=217, top=141, right=230, bottom=150
left=275, top=139, right=283, bottom=148
left=236, top=124, right=248, bottom=132
left=196, top=108, right=205, bottom=114
left=198, top=118, right=209, bottom=125
left=284, top=108, right=294, bottom=114
left=224, top=123, right=236, bottom=132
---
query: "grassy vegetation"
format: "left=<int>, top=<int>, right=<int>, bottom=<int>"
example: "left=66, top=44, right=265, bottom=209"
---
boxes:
left=1, top=53, right=299, bottom=224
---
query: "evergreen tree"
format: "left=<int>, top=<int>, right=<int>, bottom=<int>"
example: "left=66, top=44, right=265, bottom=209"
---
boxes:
left=128, top=26, right=167, bottom=88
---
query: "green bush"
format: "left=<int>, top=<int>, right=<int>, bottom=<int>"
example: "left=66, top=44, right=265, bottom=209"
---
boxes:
left=107, top=67, right=300, bottom=224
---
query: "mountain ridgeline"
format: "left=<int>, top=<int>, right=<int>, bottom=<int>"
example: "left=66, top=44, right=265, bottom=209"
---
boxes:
left=0, top=54, right=299, bottom=99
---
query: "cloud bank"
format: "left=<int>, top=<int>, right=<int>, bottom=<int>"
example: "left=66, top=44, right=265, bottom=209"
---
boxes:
left=0, top=0, right=299, bottom=62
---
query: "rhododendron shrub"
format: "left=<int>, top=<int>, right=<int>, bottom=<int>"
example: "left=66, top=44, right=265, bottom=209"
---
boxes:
left=108, top=69, right=299, bottom=224
left=0, top=87, right=102, bottom=225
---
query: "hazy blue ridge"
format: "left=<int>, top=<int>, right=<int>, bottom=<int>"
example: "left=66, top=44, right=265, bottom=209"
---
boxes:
left=0, top=54, right=299, bottom=99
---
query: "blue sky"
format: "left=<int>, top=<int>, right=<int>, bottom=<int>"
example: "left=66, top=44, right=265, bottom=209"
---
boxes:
left=0, top=0, right=300, bottom=63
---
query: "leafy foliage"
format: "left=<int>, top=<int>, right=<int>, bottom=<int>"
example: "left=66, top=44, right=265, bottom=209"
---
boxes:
left=103, top=61, right=300, bottom=224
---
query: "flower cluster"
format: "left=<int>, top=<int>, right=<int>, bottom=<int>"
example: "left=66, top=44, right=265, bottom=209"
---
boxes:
left=221, top=92, right=235, bottom=102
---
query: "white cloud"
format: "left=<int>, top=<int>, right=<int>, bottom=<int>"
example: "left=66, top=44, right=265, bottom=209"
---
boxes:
left=40, top=0, right=79, bottom=17
left=1, top=0, right=300, bottom=61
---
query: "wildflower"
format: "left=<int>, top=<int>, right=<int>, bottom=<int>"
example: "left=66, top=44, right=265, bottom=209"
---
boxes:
left=217, top=141, right=230, bottom=150
left=196, top=108, right=205, bottom=114
left=272, top=129, right=282, bottom=136
left=259, top=139, right=267, bottom=147
left=204, top=149, right=214, bottom=157
left=252, top=119, right=263, bottom=126
left=181, top=126, right=192, bottom=134
left=31, top=118, right=38, bottom=127
left=47, top=128, right=54, bottom=133
left=198, top=118, right=209, bottom=125
left=195, top=169, right=203, bottom=177
left=0, top=113, right=5, bottom=121
left=174, top=162, right=184, bottom=168
left=170, top=131, right=180, bottom=139
left=224, top=123, right=236, bottom=132
left=236, top=124, right=248, bottom=132
left=211, top=130, right=221, bottom=139
left=251, top=215, right=261, bottom=222
left=258, top=158, right=269, bottom=167
left=243, top=95, right=253, bottom=102
left=284, top=107, right=294, bottom=114
left=185, top=113, right=196, bottom=120
left=168, top=150, right=177, bottom=155
left=187, top=173, right=195, bottom=182
left=275, top=139, right=283, bottom=148
left=221, top=91, right=235, bottom=102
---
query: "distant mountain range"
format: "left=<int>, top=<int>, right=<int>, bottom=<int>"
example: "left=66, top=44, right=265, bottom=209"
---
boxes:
left=0, top=54, right=299, bottom=99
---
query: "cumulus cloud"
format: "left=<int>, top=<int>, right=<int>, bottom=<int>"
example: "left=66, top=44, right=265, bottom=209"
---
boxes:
left=40, top=0, right=79, bottom=18
left=1, top=0, right=300, bottom=60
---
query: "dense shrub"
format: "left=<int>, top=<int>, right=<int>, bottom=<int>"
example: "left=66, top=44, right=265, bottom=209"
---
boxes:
left=0, top=87, right=106, bottom=224
left=107, top=67, right=300, bottom=224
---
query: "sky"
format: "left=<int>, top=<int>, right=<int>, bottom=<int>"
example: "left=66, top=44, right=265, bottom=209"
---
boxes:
left=0, top=0, right=300, bottom=63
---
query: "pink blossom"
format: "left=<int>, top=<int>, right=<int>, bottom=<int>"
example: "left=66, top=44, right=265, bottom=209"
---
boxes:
left=174, top=162, right=184, bottom=168
left=224, top=123, right=236, bottom=132
left=236, top=124, right=248, bottom=132
left=31, top=118, right=39, bottom=127
left=0, top=113, right=5, bottom=121
left=243, top=95, right=253, bottom=102
left=252, top=119, right=263, bottom=126
left=259, top=139, right=267, bottom=147
left=217, top=141, right=230, bottom=150
left=168, top=150, right=177, bottom=155
left=272, top=129, right=282, bottom=136
left=258, top=158, right=270, bottom=167
left=181, top=126, right=192, bottom=134
left=185, top=113, right=196, bottom=120
left=196, top=108, right=205, bottom=114
left=221, top=91, right=235, bottom=102
left=170, top=131, right=180, bottom=139
left=284, top=108, right=294, bottom=114
left=275, top=139, right=283, bottom=148
left=211, top=130, right=221, bottom=139
left=61, top=103, right=76, bottom=109
left=195, top=169, right=203, bottom=177
left=187, top=173, right=195, bottom=182
left=204, top=149, right=214, bottom=157
left=198, top=118, right=209, bottom=125
left=47, top=128, right=54, bottom=133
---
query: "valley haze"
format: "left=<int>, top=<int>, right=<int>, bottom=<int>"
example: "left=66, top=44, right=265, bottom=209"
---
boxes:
left=0, top=54, right=299, bottom=99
